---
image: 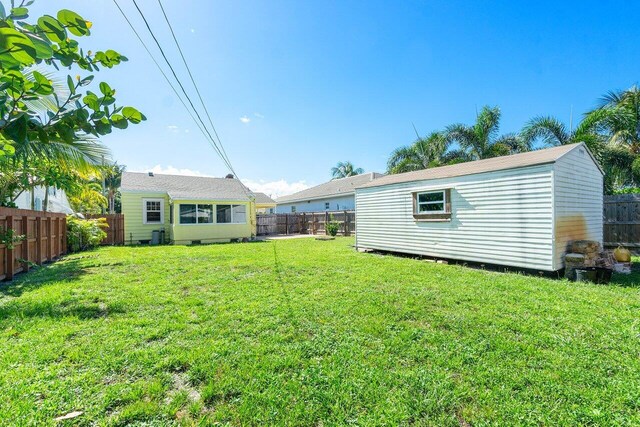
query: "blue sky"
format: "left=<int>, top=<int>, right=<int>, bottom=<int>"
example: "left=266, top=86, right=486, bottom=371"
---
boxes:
left=29, top=1, right=640, bottom=196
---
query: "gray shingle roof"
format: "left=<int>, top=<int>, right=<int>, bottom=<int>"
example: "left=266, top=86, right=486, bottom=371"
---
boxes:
left=276, top=172, right=384, bottom=203
left=121, top=172, right=252, bottom=201
left=357, top=143, right=601, bottom=189
left=254, top=192, right=276, bottom=204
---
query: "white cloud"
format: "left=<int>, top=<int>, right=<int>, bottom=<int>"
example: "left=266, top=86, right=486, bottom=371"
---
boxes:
left=190, top=28, right=196, bottom=33
left=167, top=125, right=179, bottom=133
left=240, top=116, right=251, bottom=124
left=254, top=112, right=264, bottom=119
left=242, top=179, right=309, bottom=199
left=132, top=165, right=212, bottom=177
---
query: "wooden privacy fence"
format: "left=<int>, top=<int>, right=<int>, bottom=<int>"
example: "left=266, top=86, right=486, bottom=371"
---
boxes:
left=604, top=194, right=640, bottom=250
left=0, top=207, right=67, bottom=281
left=257, top=211, right=355, bottom=236
left=86, top=214, right=125, bottom=245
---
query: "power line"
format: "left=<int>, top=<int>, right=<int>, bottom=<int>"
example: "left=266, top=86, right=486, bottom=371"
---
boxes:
left=111, top=0, right=211, bottom=153
left=128, top=0, right=236, bottom=174
left=155, top=0, right=233, bottom=175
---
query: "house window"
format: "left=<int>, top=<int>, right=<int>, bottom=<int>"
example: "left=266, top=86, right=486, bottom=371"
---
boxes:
left=179, top=204, right=197, bottom=224
left=325, top=202, right=330, bottom=210
left=217, top=205, right=232, bottom=223
left=198, top=204, right=214, bottom=223
left=216, top=204, right=247, bottom=224
left=412, top=189, right=451, bottom=221
left=291, top=206, right=296, bottom=213
left=143, top=199, right=164, bottom=224
left=180, top=204, right=214, bottom=224
left=416, top=190, right=445, bottom=213
left=232, top=205, right=246, bottom=223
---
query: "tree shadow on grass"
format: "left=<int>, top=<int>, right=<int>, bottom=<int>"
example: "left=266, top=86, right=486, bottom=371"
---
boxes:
left=0, top=299, right=127, bottom=321
left=0, top=256, right=124, bottom=298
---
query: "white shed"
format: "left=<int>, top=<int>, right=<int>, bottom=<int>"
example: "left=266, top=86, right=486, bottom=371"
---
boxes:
left=355, top=143, right=603, bottom=271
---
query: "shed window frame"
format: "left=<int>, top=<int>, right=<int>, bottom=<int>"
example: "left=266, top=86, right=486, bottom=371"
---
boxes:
left=412, top=189, right=452, bottom=222
left=143, top=198, right=164, bottom=225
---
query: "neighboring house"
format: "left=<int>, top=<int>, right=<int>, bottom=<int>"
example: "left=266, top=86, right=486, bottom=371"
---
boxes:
left=355, top=143, right=603, bottom=272
left=276, top=172, right=383, bottom=213
left=14, top=187, right=74, bottom=214
left=120, top=172, right=257, bottom=245
left=254, top=192, right=276, bottom=214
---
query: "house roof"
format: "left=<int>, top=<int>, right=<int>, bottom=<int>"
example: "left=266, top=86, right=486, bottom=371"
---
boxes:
left=276, top=172, right=384, bottom=204
left=121, top=172, right=252, bottom=201
left=358, top=143, right=601, bottom=189
left=254, top=192, right=276, bottom=205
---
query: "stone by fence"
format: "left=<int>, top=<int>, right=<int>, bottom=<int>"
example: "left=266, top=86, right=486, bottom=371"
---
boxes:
left=0, top=207, right=67, bottom=281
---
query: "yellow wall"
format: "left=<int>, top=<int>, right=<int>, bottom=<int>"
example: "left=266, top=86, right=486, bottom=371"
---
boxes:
left=170, top=200, right=256, bottom=244
left=121, top=191, right=170, bottom=244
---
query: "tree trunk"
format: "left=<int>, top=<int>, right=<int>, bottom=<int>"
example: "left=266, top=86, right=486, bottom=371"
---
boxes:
left=43, top=187, right=49, bottom=212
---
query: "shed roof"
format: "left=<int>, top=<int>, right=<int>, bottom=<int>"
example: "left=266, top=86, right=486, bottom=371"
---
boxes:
left=121, top=172, right=252, bottom=201
left=358, top=143, right=600, bottom=189
left=254, top=192, right=276, bottom=205
left=277, top=172, right=384, bottom=203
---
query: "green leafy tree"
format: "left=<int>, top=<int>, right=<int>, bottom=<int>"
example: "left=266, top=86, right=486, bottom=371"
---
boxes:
left=445, top=106, right=529, bottom=160
left=0, top=1, right=145, bottom=204
left=331, top=161, right=364, bottom=179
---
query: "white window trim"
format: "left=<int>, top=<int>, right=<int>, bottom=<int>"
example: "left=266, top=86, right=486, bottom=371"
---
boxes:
left=415, top=190, right=446, bottom=214
left=176, top=203, right=249, bottom=225
left=143, top=198, right=164, bottom=225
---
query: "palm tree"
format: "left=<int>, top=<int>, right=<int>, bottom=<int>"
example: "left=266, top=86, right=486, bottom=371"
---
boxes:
left=445, top=106, right=529, bottom=160
left=102, top=163, right=125, bottom=213
left=520, top=114, right=602, bottom=154
left=387, top=131, right=460, bottom=174
left=591, top=85, right=640, bottom=154
left=331, top=161, right=364, bottom=179
left=584, top=85, right=640, bottom=191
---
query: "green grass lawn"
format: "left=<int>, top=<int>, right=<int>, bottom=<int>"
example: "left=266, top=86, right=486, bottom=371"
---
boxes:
left=1, top=238, right=639, bottom=426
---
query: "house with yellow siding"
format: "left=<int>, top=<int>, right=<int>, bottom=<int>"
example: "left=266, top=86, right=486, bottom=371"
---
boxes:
left=120, top=172, right=257, bottom=244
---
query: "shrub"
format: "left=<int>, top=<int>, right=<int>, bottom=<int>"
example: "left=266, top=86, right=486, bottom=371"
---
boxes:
left=325, top=215, right=340, bottom=237
left=67, top=216, right=108, bottom=252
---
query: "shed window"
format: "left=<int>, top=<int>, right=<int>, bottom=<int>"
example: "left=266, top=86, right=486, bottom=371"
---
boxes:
left=325, top=202, right=330, bottom=210
left=417, top=191, right=445, bottom=213
left=412, top=189, right=451, bottom=221
left=143, top=199, right=164, bottom=224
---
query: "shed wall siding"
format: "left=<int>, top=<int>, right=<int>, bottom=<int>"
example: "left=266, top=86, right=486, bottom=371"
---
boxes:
left=121, top=191, right=170, bottom=244
left=552, top=147, right=604, bottom=269
left=355, top=165, right=555, bottom=270
left=276, top=195, right=354, bottom=213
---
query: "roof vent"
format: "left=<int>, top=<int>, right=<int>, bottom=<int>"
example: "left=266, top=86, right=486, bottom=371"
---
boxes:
left=148, top=172, right=154, bottom=177
left=225, top=173, right=234, bottom=179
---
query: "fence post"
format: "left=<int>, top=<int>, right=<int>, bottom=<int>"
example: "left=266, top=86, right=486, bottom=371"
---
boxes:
left=324, top=211, right=329, bottom=235
left=5, top=215, right=14, bottom=280
left=344, top=210, right=349, bottom=236
left=285, top=214, right=289, bottom=235
left=48, top=217, right=53, bottom=261
left=35, top=216, right=42, bottom=265
left=22, top=215, right=29, bottom=272
left=302, top=213, right=306, bottom=234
